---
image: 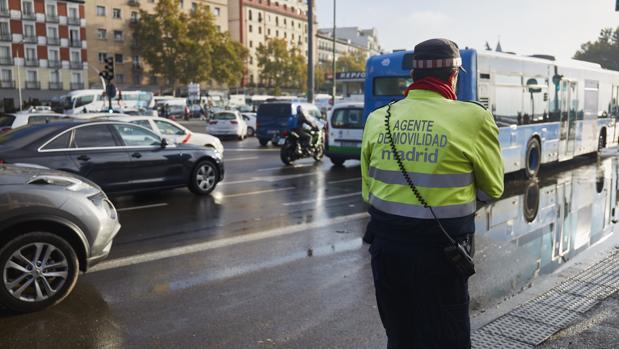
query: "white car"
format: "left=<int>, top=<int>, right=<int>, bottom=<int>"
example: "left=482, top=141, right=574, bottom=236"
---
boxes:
left=208, top=111, right=248, bottom=140
left=241, top=112, right=257, bottom=137
left=107, top=115, right=224, bottom=154
left=0, top=109, right=68, bottom=132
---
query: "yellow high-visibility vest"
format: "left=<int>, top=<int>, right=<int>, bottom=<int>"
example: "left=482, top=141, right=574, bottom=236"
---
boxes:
left=361, top=89, right=504, bottom=219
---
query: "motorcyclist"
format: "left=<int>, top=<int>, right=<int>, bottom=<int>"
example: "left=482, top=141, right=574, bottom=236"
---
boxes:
left=294, top=105, right=320, bottom=150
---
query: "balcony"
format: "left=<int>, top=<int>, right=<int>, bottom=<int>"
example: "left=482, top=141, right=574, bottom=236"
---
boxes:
left=69, top=61, right=83, bottom=69
left=48, top=81, right=63, bottom=90
left=0, top=7, right=8, bottom=17
left=47, top=60, right=62, bottom=69
left=23, top=35, right=37, bottom=44
left=0, top=80, right=15, bottom=89
left=25, top=81, right=40, bottom=89
left=46, top=14, right=59, bottom=23
left=70, top=82, right=84, bottom=90
left=67, top=16, right=81, bottom=26
left=0, top=56, right=13, bottom=65
left=69, top=39, right=81, bottom=48
left=47, top=36, right=60, bottom=45
left=128, top=0, right=140, bottom=6
left=0, top=32, right=11, bottom=41
left=22, top=11, right=36, bottom=21
left=24, top=58, right=39, bottom=67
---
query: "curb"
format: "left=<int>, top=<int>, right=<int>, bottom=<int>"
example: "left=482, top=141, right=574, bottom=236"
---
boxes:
left=472, top=249, right=619, bottom=348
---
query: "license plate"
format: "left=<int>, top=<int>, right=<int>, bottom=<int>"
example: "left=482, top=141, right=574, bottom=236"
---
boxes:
left=277, top=138, right=286, bottom=145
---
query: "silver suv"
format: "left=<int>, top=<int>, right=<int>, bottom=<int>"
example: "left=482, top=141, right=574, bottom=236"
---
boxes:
left=0, top=164, right=120, bottom=312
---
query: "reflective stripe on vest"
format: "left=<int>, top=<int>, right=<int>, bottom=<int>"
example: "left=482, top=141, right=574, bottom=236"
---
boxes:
left=368, top=166, right=473, bottom=188
left=368, top=194, right=477, bottom=219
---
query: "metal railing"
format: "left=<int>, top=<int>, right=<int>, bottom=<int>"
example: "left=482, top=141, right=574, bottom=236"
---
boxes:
left=0, top=56, right=13, bottom=65
left=46, top=14, right=59, bottom=23
left=0, top=32, right=11, bottom=41
left=23, top=35, right=37, bottom=44
left=25, top=81, right=40, bottom=89
left=67, top=16, right=81, bottom=26
left=128, top=0, right=140, bottom=6
left=47, top=36, right=60, bottom=45
left=47, top=60, right=62, bottom=69
left=48, top=81, right=63, bottom=90
left=0, top=80, right=15, bottom=89
left=0, top=7, right=9, bottom=17
left=70, top=82, right=84, bottom=90
left=69, top=61, right=83, bottom=69
left=24, top=58, right=39, bottom=67
left=22, top=11, right=36, bottom=20
left=69, top=39, right=81, bottom=48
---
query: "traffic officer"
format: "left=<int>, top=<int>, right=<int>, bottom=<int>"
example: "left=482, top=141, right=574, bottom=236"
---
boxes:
left=361, top=38, right=504, bottom=349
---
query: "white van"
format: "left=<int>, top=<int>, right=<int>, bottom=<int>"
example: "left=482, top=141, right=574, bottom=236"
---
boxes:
left=325, top=102, right=364, bottom=166
left=62, top=89, right=154, bottom=114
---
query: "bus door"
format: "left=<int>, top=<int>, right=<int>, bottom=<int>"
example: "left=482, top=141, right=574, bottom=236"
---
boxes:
left=559, top=80, right=578, bottom=160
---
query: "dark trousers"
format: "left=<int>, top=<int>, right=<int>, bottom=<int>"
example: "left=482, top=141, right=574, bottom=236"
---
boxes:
left=370, top=235, right=472, bottom=349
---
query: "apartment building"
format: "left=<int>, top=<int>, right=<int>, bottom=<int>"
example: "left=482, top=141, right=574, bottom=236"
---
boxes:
left=229, top=0, right=313, bottom=86
left=319, top=27, right=381, bottom=57
left=316, top=29, right=369, bottom=66
left=0, top=0, right=87, bottom=111
left=86, top=0, right=228, bottom=91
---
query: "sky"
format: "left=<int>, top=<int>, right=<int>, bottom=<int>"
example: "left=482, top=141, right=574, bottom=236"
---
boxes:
left=316, top=0, right=619, bottom=60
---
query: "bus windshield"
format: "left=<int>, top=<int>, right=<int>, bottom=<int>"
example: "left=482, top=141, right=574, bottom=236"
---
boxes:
left=373, top=77, right=412, bottom=97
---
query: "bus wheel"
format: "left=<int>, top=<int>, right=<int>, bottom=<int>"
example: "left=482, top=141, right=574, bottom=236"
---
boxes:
left=598, top=130, right=607, bottom=152
left=524, top=137, right=541, bottom=179
left=523, top=180, right=540, bottom=223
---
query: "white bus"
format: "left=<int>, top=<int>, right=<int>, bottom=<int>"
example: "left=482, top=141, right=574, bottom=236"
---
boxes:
left=61, top=89, right=154, bottom=114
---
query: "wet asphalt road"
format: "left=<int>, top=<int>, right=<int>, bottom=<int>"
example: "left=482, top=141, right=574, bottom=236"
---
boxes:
left=1, top=135, right=618, bottom=349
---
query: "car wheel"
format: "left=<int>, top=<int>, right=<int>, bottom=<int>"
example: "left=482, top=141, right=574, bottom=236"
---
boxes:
left=0, top=232, right=79, bottom=313
left=247, top=127, right=255, bottom=137
left=189, top=160, right=219, bottom=195
left=259, top=138, right=269, bottom=146
left=330, top=157, right=345, bottom=166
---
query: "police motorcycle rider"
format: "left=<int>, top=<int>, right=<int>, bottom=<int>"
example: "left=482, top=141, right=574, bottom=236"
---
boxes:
left=293, top=105, right=320, bottom=153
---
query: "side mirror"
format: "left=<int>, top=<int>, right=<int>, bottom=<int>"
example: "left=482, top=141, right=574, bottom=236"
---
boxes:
left=161, top=138, right=168, bottom=148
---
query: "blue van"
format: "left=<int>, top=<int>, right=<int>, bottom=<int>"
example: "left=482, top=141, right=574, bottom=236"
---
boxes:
left=256, top=102, right=322, bottom=146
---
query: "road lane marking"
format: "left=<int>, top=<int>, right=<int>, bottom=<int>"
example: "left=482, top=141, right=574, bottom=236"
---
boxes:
left=116, top=203, right=169, bottom=212
left=282, top=192, right=362, bottom=206
left=328, top=177, right=361, bottom=184
left=220, top=173, right=318, bottom=186
left=90, top=212, right=369, bottom=272
left=222, top=186, right=295, bottom=198
left=224, top=156, right=259, bottom=162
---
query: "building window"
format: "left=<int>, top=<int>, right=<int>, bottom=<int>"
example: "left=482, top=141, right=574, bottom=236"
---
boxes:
left=112, top=8, right=122, bottom=19
left=98, top=52, right=107, bottom=63
left=68, top=7, right=78, bottom=20
left=1, top=69, right=12, bottom=83
left=249, top=25, right=252, bottom=33
left=115, top=54, right=123, bottom=64
left=248, top=10, right=252, bottom=20
left=258, top=26, right=262, bottom=34
left=114, top=30, right=124, bottom=41
left=71, top=72, right=82, bottom=83
left=46, top=3, right=57, bottom=17
left=249, top=56, right=253, bottom=65
left=249, top=40, right=252, bottom=48
left=0, top=22, right=9, bottom=37
left=26, top=70, right=37, bottom=82
left=96, top=5, right=106, bottom=16
left=48, top=48, right=59, bottom=62
left=191, top=2, right=197, bottom=13
left=70, top=50, right=80, bottom=62
left=97, top=28, right=107, bottom=40
left=213, top=7, right=220, bottom=16
left=22, top=1, right=34, bottom=16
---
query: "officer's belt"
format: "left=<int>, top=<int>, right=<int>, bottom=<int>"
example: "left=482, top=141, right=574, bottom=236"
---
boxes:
left=368, top=194, right=477, bottom=219
left=368, top=167, right=473, bottom=188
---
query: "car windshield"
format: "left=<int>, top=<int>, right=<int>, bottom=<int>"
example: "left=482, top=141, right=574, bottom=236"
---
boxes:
left=214, top=112, right=237, bottom=120
left=0, top=114, right=15, bottom=127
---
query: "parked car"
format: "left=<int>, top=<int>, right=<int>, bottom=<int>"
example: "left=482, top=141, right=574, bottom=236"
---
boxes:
left=256, top=102, right=323, bottom=146
left=241, top=112, right=257, bottom=137
left=0, top=121, right=225, bottom=195
left=162, top=104, right=190, bottom=121
left=107, top=115, right=224, bottom=154
left=207, top=111, right=248, bottom=140
left=0, top=110, right=68, bottom=133
left=0, top=164, right=120, bottom=312
left=325, top=102, right=364, bottom=166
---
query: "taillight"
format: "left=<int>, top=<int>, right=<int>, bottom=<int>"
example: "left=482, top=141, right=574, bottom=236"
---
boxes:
left=0, top=160, right=4, bottom=164
left=0, top=127, right=11, bottom=133
left=182, top=133, right=192, bottom=144
left=281, top=130, right=289, bottom=137
left=209, top=121, right=218, bottom=125
left=230, top=120, right=238, bottom=124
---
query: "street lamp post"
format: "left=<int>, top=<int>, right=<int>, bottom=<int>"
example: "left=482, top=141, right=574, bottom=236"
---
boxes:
left=307, top=0, right=314, bottom=103
left=331, top=0, right=336, bottom=108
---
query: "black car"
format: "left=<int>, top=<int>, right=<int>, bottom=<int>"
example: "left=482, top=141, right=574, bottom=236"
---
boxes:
left=0, top=121, right=224, bottom=195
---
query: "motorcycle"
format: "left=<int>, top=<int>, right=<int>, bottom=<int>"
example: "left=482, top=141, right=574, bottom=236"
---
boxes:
left=280, top=128, right=325, bottom=165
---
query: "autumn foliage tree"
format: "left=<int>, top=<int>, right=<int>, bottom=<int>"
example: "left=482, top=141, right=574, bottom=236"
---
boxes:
left=256, top=38, right=307, bottom=95
left=135, top=0, right=248, bottom=91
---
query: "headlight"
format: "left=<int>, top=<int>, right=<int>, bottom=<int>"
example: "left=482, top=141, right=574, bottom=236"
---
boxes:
left=28, top=175, right=98, bottom=193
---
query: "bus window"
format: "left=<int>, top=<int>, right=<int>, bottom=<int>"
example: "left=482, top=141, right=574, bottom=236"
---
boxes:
left=373, top=77, right=412, bottom=96
left=74, top=95, right=94, bottom=108
left=584, top=80, right=599, bottom=120
left=494, top=74, right=523, bottom=126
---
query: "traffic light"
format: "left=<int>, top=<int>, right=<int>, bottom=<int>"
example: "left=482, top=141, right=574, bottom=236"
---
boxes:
left=99, top=56, right=115, bottom=81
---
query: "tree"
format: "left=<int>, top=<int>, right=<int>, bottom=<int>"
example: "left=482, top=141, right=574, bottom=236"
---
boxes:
left=574, top=27, right=619, bottom=71
left=256, top=38, right=307, bottom=95
left=135, top=0, right=247, bottom=91
left=336, top=50, right=367, bottom=72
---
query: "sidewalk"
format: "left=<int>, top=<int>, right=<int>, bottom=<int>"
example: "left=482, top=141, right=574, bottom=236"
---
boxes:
left=471, top=249, right=619, bottom=349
